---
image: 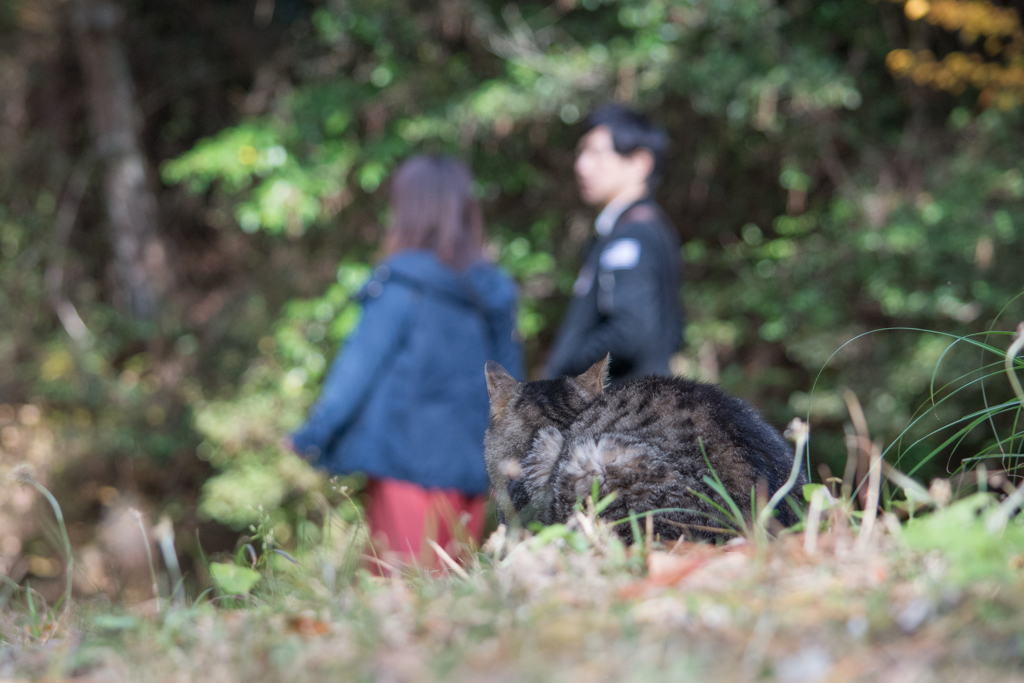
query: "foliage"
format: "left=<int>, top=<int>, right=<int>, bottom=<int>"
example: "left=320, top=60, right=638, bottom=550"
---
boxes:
left=903, top=492, right=1024, bottom=585
left=209, top=561, right=261, bottom=596
left=193, top=262, right=369, bottom=529
left=163, top=0, right=1024, bottom=493
left=885, top=0, right=1024, bottom=108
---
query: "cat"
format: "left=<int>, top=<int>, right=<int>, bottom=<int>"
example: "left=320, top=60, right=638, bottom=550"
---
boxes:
left=483, top=355, right=804, bottom=543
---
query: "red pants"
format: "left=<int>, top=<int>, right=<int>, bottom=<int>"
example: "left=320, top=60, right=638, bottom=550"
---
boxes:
left=364, top=478, right=487, bottom=572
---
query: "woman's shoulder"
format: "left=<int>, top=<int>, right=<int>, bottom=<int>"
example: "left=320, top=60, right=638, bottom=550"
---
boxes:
left=464, top=261, right=517, bottom=310
left=355, top=263, right=419, bottom=308
left=465, top=259, right=512, bottom=281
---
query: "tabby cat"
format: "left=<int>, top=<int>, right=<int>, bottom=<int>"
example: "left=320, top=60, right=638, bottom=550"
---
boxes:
left=483, top=356, right=804, bottom=542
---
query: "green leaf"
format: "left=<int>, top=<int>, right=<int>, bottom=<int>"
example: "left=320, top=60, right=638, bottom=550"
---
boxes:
left=92, top=614, right=140, bottom=631
left=594, top=490, right=619, bottom=515
left=802, top=483, right=826, bottom=502
left=210, top=562, right=262, bottom=595
left=530, top=524, right=572, bottom=549
left=904, top=494, right=1024, bottom=585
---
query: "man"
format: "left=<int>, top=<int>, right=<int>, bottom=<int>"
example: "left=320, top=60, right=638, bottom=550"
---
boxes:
left=544, top=104, right=683, bottom=382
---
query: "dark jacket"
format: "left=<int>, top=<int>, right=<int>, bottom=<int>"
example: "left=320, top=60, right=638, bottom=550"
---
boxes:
left=290, top=249, right=523, bottom=495
left=545, top=199, right=683, bottom=381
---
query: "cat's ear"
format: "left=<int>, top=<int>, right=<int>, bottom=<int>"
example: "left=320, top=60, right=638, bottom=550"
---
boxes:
left=575, top=354, right=610, bottom=397
left=485, top=361, right=518, bottom=417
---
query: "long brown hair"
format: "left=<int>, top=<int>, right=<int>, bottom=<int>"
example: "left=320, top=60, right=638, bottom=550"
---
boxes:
left=382, top=155, right=485, bottom=270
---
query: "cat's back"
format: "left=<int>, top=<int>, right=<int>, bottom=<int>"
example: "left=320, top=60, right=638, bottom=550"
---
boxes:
left=569, top=375, right=740, bottom=440
left=566, top=375, right=798, bottom=500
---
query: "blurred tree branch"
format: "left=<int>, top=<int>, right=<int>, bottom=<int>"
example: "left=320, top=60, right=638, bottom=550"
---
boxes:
left=71, top=0, right=173, bottom=321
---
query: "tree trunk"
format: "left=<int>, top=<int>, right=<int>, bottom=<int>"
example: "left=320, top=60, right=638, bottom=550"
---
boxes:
left=72, top=0, right=171, bottom=321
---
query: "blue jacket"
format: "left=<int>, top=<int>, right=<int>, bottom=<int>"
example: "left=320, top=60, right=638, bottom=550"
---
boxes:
left=290, top=249, right=523, bottom=495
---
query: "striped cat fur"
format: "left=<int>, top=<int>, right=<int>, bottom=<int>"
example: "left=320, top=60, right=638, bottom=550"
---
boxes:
left=483, top=356, right=804, bottom=543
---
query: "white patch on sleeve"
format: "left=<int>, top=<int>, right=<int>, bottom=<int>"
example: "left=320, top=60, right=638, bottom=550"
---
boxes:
left=600, top=238, right=641, bottom=270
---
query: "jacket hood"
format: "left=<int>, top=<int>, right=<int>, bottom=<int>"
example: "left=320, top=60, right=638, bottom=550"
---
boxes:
left=380, top=249, right=516, bottom=315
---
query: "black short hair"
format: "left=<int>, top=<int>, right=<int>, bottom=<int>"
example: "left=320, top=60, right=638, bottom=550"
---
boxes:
left=581, top=104, right=669, bottom=188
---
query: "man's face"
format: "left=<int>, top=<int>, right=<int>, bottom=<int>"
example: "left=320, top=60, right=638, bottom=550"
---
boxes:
left=574, top=125, right=651, bottom=208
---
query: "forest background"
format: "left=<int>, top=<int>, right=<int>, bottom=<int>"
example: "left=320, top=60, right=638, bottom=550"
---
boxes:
left=0, top=0, right=1023, bottom=601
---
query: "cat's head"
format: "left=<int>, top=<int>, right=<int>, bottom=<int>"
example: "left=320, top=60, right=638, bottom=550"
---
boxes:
left=482, top=356, right=609, bottom=518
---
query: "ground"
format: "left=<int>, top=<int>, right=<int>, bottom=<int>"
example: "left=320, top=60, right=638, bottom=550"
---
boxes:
left=3, top=491, right=1024, bottom=683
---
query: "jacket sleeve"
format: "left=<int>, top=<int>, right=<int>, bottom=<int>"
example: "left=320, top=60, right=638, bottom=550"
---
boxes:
left=557, top=222, right=662, bottom=376
left=290, top=280, right=415, bottom=459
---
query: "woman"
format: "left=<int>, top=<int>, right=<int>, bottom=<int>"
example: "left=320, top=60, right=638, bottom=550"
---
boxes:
left=290, top=155, right=523, bottom=569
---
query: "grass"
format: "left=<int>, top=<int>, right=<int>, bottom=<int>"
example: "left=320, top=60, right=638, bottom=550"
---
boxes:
left=5, top=457, right=1024, bottom=682
left=7, top=464, right=74, bottom=642
left=2, top=325, right=1023, bottom=681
